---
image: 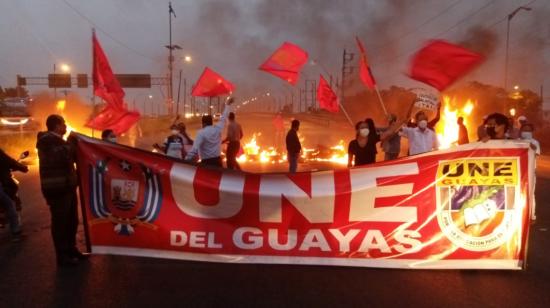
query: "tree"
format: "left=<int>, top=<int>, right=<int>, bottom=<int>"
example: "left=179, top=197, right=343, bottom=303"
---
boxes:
left=1, top=86, right=29, bottom=98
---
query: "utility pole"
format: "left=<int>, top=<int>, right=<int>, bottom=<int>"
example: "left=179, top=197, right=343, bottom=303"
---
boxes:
left=165, top=2, right=180, bottom=115
left=504, top=6, right=532, bottom=90
left=340, top=49, right=355, bottom=108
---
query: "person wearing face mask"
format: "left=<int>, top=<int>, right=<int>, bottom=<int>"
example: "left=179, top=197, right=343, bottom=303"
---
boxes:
left=185, top=97, right=234, bottom=167
left=400, top=110, right=439, bottom=155
left=348, top=120, right=380, bottom=167
left=519, top=123, right=540, bottom=155
left=101, top=129, right=117, bottom=143
left=482, top=113, right=509, bottom=141
left=160, top=124, right=186, bottom=159
left=519, top=122, right=540, bottom=220
left=379, top=114, right=401, bottom=160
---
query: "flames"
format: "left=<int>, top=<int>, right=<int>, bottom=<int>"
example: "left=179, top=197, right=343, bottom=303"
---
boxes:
left=435, top=96, right=475, bottom=149
left=55, top=99, right=92, bottom=139
left=235, top=133, right=348, bottom=165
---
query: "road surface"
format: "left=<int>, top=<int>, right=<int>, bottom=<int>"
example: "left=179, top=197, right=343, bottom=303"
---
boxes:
left=1, top=158, right=550, bottom=307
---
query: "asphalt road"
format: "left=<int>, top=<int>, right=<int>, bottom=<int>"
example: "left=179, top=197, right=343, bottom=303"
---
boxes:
left=1, top=159, right=550, bottom=307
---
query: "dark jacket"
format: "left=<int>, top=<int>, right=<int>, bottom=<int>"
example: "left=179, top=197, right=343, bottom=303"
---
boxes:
left=0, top=149, right=27, bottom=194
left=36, top=131, right=77, bottom=199
left=286, top=129, right=301, bottom=154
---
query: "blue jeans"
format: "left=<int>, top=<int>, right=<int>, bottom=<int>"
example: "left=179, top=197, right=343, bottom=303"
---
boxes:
left=288, top=153, right=299, bottom=173
left=0, top=183, right=20, bottom=235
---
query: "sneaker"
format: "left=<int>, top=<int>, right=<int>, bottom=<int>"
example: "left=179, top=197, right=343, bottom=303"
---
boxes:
left=71, top=251, right=91, bottom=260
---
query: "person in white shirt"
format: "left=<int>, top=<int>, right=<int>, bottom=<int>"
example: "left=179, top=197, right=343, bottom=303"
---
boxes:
left=519, top=123, right=540, bottom=155
left=185, top=97, right=234, bottom=167
left=400, top=111, right=439, bottom=155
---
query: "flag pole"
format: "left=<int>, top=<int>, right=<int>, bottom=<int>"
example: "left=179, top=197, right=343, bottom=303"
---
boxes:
left=374, top=85, right=388, bottom=116
left=338, top=100, right=355, bottom=127
left=91, top=28, right=95, bottom=138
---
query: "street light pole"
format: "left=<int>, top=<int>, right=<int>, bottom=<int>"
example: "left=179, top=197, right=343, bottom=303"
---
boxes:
left=504, top=6, right=531, bottom=90
left=167, top=2, right=178, bottom=115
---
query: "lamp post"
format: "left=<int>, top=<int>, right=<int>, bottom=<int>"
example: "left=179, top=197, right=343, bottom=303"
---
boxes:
left=53, top=63, right=70, bottom=100
left=504, top=6, right=531, bottom=90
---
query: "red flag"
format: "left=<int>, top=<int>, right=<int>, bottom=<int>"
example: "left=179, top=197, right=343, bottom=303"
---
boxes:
left=355, top=36, right=376, bottom=89
left=409, top=40, right=484, bottom=91
left=259, top=42, right=308, bottom=85
left=317, top=75, right=339, bottom=113
left=86, top=107, right=140, bottom=135
left=92, top=31, right=125, bottom=110
left=191, top=67, right=235, bottom=97
left=87, top=31, right=139, bottom=134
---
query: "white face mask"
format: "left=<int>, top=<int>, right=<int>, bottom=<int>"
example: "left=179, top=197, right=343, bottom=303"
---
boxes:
left=108, top=137, right=117, bottom=143
left=171, top=129, right=180, bottom=135
left=359, top=128, right=369, bottom=137
left=418, top=120, right=428, bottom=129
left=521, top=132, right=533, bottom=140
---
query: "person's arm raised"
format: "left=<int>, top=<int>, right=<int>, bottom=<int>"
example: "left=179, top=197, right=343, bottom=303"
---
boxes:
left=380, top=99, right=415, bottom=142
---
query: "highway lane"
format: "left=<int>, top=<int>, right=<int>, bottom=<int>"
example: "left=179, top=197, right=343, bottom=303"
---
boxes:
left=1, top=160, right=549, bottom=307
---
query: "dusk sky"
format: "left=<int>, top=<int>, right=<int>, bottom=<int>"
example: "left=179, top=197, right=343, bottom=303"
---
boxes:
left=1, top=0, right=548, bottom=107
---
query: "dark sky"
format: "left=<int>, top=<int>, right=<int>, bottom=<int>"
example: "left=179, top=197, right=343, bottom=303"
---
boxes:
left=1, top=0, right=548, bottom=108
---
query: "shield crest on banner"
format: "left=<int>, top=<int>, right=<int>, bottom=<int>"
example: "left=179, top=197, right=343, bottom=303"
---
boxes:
left=88, top=158, right=163, bottom=236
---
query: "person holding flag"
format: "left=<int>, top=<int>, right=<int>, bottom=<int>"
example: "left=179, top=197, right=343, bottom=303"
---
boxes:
left=185, top=97, right=235, bottom=167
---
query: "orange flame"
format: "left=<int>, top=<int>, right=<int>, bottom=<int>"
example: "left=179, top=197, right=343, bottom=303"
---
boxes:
left=436, top=96, right=475, bottom=149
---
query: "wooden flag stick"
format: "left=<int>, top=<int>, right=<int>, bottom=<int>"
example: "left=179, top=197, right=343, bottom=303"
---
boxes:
left=374, top=85, right=388, bottom=116
left=338, top=100, right=355, bottom=128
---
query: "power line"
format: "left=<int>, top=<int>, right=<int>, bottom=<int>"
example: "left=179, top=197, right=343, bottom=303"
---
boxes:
left=373, top=0, right=503, bottom=72
left=370, top=0, right=465, bottom=54
left=59, top=0, right=158, bottom=63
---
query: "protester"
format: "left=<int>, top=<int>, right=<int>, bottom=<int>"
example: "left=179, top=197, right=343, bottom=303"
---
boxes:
left=518, top=115, right=528, bottom=128
left=223, top=112, right=243, bottom=170
left=0, top=148, right=27, bottom=242
left=286, top=119, right=301, bottom=173
left=348, top=119, right=380, bottom=167
left=0, top=148, right=28, bottom=214
left=36, top=114, right=88, bottom=266
left=401, top=107, right=439, bottom=155
left=185, top=97, right=234, bottom=167
left=101, top=129, right=117, bottom=143
left=520, top=122, right=540, bottom=220
left=457, top=116, right=469, bottom=145
left=161, top=124, right=186, bottom=159
left=477, top=115, right=488, bottom=141
left=506, top=116, right=520, bottom=139
left=407, top=103, right=441, bottom=131
left=379, top=114, right=401, bottom=161
left=0, top=183, right=21, bottom=242
left=482, top=113, right=509, bottom=141
left=520, top=123, right=541, bottom=155
left=176, top=122, right=194, bottom=156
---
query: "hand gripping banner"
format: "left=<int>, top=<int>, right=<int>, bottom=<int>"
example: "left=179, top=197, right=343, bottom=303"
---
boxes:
left=74, top=134, right=535, bottom=270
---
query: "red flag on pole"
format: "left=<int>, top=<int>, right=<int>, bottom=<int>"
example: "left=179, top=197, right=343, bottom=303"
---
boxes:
left=86, top=31, right=140, bottom=134
left=259, top=42, right=308, bottom=85
left=92, top=31, right=125, bottom=110
left=409, top=40, right=484, bottom=91
left=317, top=75, right=339, bottom=113
left=191, top=67, right=235, bottom=97
left=355, top=36, right=376, bottom=89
